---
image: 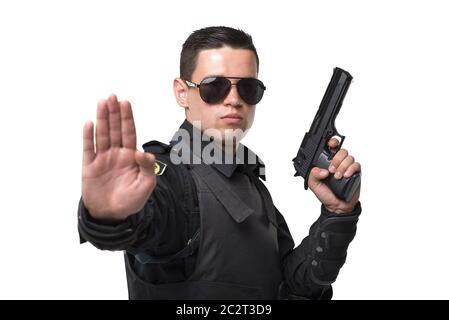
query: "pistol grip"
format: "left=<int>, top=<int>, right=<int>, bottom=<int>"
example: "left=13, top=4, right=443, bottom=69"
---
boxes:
left=316, top=151, right=361, bottom=202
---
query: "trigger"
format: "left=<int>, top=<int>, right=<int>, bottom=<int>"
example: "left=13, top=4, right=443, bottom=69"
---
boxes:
left=327, top=134, right=345, bottom=157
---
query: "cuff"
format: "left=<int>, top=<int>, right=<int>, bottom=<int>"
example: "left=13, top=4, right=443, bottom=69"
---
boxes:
left=320, top=201, right=362, bottom=220
left=77, top=198, right=145, bottom=250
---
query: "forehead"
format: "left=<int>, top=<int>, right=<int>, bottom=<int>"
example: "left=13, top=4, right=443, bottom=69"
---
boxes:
left=192, top=46, right=258, bottom=81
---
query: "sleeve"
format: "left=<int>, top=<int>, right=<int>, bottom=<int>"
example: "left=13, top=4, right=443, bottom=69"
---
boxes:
left=277, top=202, right=362, bottom=300
left=77, top=158, right=188, bottom=255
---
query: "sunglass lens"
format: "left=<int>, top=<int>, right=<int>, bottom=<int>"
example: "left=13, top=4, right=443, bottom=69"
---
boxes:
left=237, top=79, right=265, bottom=105
left=199, top=77, right=231, bottom=104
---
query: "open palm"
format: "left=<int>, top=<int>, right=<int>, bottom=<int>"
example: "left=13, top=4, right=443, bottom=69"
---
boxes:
left=82, top=95, right=156, bottom=220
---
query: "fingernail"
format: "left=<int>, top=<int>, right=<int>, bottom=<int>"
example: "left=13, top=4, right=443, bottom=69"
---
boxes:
left=335, top=172, right=342, bottom=179
left=321, top=169, right=328, bottom=175
left=329, top=165, right=336, bottom=173
left=344, top=171, right=351, bottom=178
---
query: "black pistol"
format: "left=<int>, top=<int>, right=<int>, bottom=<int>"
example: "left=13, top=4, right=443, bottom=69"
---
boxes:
left=293, top=67, right=361, bottom=202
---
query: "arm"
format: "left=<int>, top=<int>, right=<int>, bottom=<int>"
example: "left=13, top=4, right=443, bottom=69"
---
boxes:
left=277, top=203, right=361, bottom=300
left=284, top=106, right=362, bottom=298
left=281, top=134, right=362, bottom=299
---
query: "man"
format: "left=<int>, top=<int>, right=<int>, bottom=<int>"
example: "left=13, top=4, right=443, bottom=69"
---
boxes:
left=78, top=26, right=362, bottom=300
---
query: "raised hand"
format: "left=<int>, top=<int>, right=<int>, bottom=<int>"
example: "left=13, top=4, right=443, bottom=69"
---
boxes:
left=82, top=94, right=156, bottom=220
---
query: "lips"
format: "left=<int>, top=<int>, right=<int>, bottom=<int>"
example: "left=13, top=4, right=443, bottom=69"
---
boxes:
left=221, top=113, right=242, bottom=119
left=221, top=113, right=243, bottom=125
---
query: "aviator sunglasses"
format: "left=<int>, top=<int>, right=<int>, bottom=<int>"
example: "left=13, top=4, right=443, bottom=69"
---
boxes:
left=184, top=76, right=266, bottom=105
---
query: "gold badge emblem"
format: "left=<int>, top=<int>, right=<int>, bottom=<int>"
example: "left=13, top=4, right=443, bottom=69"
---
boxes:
left=153, top=160, right=167, bottom=176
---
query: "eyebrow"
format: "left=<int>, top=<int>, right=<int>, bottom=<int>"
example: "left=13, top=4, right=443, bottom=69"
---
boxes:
left=202, top=75, right=256, bottom=80
left=203, top=74, right=222, bottom=78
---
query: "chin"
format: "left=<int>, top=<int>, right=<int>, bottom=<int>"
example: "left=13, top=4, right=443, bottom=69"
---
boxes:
left=220, top=126, right=248, bottom=142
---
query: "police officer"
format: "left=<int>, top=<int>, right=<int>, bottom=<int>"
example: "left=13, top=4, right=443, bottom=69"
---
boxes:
left=78, top=26, right=362, bottom=300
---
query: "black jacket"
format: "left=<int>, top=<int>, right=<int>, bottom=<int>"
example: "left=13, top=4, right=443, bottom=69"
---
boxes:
left=78, top=120, right=362, bottom=299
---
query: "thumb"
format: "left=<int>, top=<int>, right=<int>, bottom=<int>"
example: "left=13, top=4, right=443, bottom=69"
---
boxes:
left=135, top=151, right=156, bottom=177
left=308, top=167, right=329, bottom=189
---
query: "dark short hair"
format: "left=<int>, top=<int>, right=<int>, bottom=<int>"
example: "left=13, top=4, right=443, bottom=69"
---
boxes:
left=180, top=26, right=259, bottom=81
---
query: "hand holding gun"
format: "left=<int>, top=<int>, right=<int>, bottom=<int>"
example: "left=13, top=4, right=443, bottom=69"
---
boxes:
left=293, top=67, right=361, bottom=214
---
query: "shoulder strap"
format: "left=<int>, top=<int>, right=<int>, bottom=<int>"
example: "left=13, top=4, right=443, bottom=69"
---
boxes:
left=142, top=140, right=172, bottom=154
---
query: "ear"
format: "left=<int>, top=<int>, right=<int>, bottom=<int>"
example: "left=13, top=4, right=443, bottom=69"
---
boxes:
left=173, top=78, right=189, bottom=109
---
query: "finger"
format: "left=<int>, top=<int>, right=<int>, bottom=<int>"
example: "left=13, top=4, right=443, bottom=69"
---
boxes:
left=95, top=100, right=110, bottom=152
left=327, top=137, right=340, bottom=150
left=344, top=162, right=362, bottom=178
left=334, top=155, right=355, bottom=180
left=135, top=151, right=156, bottom=177
left=328, top=148, right=348, bottom=173
left=308, top=167, right=330, bottom=189
left=107, top=94, right=122, bottom=147
left=83, top=121, right=95, bottom=165
left=120, top=100, right=137, bottom=149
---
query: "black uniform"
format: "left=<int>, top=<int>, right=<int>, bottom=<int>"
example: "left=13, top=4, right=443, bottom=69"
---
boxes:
left=78, top=120, right=362, bottom=300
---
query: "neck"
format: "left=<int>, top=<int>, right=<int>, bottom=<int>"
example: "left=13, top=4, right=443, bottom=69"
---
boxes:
left=218, top=137, right=239, bottom=156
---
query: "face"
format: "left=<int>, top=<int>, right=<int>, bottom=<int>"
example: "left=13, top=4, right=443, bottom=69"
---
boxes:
left=174, top=46, right=259, bottom=143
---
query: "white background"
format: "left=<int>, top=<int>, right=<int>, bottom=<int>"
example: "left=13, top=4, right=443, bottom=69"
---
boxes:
left=0, top=0, right=447, bottom=299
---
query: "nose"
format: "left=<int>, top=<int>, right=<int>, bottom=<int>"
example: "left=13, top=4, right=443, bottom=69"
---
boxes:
left=223, top=83, right=243, bottom=107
